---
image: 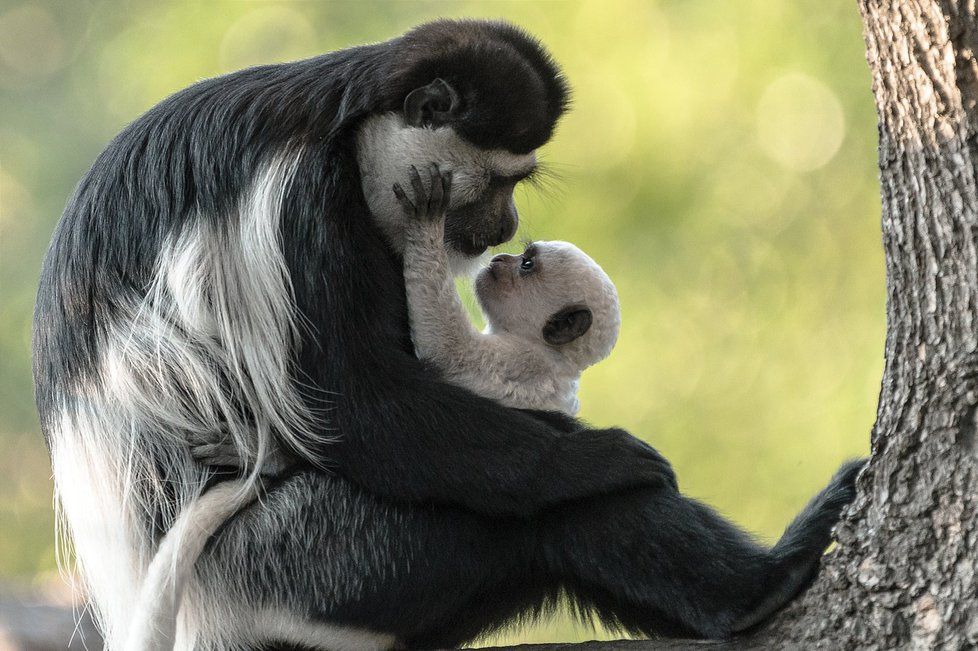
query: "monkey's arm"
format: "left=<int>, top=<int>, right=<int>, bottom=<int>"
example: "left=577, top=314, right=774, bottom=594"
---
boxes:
left=401, top=186, right=484, bottom=366
left=193, top=360, right=678, bottom=518
left=328, top=362, right=678, bottom=518
left=399, top=165, right=534, bottom=380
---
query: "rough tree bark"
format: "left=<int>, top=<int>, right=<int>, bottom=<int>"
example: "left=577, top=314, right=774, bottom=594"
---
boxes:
left=500, top=0, right=978, bottom=649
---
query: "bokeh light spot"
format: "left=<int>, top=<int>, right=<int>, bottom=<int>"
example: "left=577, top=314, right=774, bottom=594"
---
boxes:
left=756, top=73, right=845, bottom=171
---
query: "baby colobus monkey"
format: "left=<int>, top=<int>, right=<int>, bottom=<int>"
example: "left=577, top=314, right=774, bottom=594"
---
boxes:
left=394, top=164, right=619, bottom=415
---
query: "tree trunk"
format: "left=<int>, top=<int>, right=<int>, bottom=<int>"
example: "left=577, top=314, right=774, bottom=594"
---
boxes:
left=500, top=1, right=978, bottom=649
left=756, top=0, right=978, bottom=646
left=774, top=0, right=978, bottom=646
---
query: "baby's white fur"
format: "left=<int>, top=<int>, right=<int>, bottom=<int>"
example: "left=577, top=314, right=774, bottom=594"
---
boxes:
left=403, top=218, right=620, bottom=415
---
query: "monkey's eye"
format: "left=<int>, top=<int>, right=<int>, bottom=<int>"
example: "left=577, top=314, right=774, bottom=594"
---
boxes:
left=520, top=257, right=535, bottom=272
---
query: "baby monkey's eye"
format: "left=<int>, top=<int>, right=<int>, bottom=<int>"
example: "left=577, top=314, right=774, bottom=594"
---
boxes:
left=520, top=257, right=535, bottom=272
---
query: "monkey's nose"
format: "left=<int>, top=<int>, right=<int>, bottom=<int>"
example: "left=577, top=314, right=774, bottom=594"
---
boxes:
left=496, top=218, right=517, bottom=246
left=491, top=253, right=517, bottom=265
left=487, top=254, right=517, bottom=283
left=489, top=203, right=519, bottom=246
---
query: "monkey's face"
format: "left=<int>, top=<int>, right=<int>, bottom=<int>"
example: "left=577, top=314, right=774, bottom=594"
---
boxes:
left=357, top=86, right=538, bottom=274
left=475, top=241, right=621, bottom=368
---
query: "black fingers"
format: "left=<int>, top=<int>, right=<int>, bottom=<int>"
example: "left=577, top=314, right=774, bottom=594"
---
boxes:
left=394, top=164, right=453, bottom=222
left=536, top=428, right=679, bottom=508
left=427, top=163, right=443, bottom=214
left=409, top=165, right=426, bottom=204
left=441, top=169, right=453, bottom=211
left=612, top=429, right=679, bottom=491
left=393, top=182, right=415, bottom=215
left=428, top=164, right=453, bottom=217
left=191, top=442, right=243, bottom=468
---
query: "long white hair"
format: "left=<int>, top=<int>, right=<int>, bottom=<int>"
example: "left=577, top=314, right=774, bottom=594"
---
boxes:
left=50, top=151, right=319, bottom=648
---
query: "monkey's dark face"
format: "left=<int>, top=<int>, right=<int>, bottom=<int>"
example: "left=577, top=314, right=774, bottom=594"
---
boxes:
left=443, top=174, right=522, bottom=257
left=475, top=241, right=622, bottom=366
left=357, top=112, right=537, bottom=271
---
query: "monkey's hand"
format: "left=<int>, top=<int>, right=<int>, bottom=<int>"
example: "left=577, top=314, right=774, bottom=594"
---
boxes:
left=538, top=427, right=679, bottom=502
left=393, top=163, right=452, bottom=227
left=190, top=433, right=291, bottom=476
left=191, top=439, right=244, bottom=468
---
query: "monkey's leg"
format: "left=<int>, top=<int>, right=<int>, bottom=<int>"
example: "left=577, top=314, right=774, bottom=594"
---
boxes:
left=193, top=462, right=858, bottom=646
left=540, top=460, right=862, bottom=639
left=192, top=471, right=547, bottom=649
left=406, top=487, right=773, bottom=645
left=537, top=487, right=766, bottom=638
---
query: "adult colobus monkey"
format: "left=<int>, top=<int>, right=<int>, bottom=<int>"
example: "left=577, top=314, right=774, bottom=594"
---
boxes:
left=34, top=19, right=862, bottom=650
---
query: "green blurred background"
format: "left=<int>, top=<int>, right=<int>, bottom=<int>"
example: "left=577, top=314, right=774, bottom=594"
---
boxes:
left=0, top=0, right=881, bottom=645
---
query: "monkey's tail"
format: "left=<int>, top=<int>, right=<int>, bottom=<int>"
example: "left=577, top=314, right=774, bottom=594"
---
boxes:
left=125, top=478, right=257, bottom=651
left=732, top=458, right=866, bottom=632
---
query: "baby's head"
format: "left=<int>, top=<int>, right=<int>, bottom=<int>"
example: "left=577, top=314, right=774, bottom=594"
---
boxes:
left=475, top=241, right=620, bottom=369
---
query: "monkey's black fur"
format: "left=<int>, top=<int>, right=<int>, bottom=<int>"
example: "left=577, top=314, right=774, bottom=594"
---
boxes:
left=34, top=18, right=863, bottom=648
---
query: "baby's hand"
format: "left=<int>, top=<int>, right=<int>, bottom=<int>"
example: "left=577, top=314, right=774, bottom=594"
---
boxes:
left=393, top=163, right=453, bottom=225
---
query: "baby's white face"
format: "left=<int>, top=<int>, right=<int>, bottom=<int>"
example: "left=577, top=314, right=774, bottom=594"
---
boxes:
left=474, top=241, right=621, bottom=367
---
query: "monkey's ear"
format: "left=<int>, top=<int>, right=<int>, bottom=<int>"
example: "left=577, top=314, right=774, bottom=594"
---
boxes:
left=542, top=305, right=593, bottom=346
left=404, top=78, right=460, bottom=128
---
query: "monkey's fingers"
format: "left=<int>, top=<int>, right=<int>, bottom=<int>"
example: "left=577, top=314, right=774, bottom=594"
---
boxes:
left=409, top=165, right=426, bottom=205
left=392, top=183, right=416, bottom=215
left=427, top=163, right=444, bottom=217
left=441, top=170, right=453, bottom=208
left=191, top=442, right=244, bottom=468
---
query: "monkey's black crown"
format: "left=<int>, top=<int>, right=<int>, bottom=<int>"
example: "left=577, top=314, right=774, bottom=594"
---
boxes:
left=388, top=20, right=571, bottom=154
